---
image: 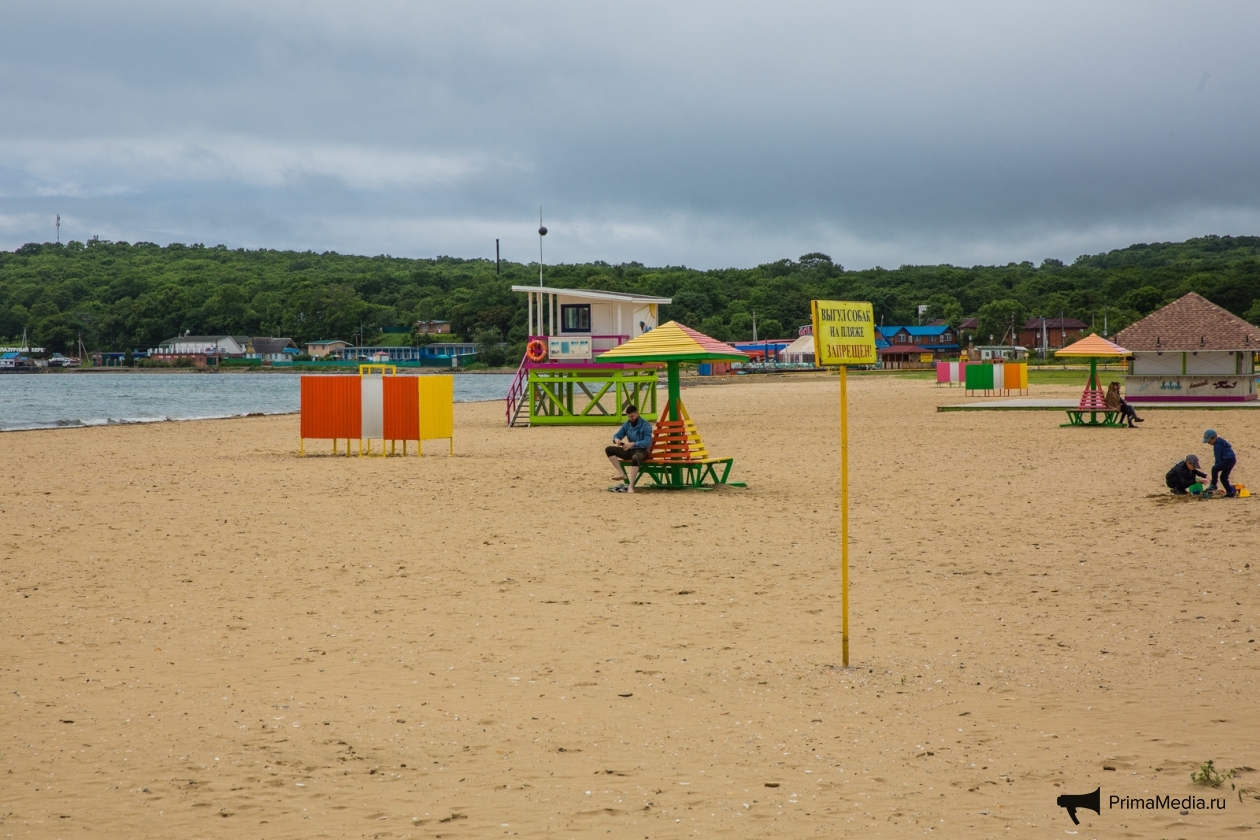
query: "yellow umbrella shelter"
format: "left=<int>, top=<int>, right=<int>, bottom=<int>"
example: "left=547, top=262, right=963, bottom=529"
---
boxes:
left=1054, top=334, right=1132, bottom=426
left=597, top=321, right=749, bottom=487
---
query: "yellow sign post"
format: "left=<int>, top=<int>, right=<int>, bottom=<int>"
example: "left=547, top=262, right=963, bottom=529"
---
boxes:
left=810, top=300, right=875, bottom=668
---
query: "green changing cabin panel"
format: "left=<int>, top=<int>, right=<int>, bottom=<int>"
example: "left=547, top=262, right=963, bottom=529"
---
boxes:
left=965, top=364, right=995, bottom=390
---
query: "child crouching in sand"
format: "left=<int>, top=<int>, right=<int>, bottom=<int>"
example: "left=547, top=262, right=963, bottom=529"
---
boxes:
left=1166, top=454, right=1206, bottom=495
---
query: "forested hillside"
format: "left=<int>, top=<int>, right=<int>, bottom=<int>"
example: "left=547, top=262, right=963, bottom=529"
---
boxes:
left=2, top=235, right=1260, bottom=355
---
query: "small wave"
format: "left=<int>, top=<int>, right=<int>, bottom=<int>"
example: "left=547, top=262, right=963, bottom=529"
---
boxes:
left=0, top=409, right=307, bottom=432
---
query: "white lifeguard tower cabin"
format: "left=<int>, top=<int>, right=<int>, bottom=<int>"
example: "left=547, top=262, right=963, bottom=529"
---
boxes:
left=506, top=285, right=672, bottom=426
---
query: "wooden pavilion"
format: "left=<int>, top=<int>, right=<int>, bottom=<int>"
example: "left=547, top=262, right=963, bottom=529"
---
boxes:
left=1114, top=292, right=1260, bottom=402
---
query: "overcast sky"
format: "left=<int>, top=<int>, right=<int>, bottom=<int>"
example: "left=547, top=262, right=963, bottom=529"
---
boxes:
left=2, top=1, right=1258, bottom=269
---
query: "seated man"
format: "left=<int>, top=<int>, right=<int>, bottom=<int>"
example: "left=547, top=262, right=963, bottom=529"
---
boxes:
left=1166, top=454, right=1206, bottom=495
left=606, top=403, right=653, bottom=493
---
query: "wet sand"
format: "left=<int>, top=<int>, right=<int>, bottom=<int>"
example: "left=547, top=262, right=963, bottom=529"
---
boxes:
left=2, top=374, right=1258, bottom=838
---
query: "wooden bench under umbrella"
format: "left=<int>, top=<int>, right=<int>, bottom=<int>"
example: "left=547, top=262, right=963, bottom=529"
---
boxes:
left=1054, top=334, right=1132, bottom=427
left=596, top=322, right=749, bottom=488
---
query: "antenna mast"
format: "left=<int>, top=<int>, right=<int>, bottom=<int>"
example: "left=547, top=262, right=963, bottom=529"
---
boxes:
left=537, top=208, right=547, bottom=287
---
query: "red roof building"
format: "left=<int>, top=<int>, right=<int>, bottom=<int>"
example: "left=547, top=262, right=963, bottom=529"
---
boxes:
left=1019, top=317, right=1088, bottom=351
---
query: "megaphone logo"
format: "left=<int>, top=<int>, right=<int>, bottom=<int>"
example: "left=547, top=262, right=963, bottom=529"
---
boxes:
left=1056, top=787, right=1101, bottom=824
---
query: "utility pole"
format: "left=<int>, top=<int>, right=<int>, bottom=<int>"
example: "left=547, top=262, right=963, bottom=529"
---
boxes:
left=752, top=310, right=757, bottom=342
left=495, top=239, right=500, bottom=276
left=56, top=214, right=60, bottom=245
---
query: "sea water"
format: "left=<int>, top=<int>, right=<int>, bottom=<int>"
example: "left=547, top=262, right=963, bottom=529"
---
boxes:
left=0, top=372, right=515, bottom=432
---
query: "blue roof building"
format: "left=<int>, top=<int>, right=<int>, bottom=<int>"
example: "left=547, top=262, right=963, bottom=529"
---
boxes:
left=875, top=325, right=961, bottom=368
left=877, top=324, right=960, bottom=348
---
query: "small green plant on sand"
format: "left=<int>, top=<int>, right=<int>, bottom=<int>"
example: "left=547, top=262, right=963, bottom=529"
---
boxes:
left=1191, top=760, right=1236, bottom=788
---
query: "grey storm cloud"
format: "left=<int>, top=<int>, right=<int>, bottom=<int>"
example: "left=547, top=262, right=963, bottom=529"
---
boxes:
left=2, top=0, right=1259, bottom=268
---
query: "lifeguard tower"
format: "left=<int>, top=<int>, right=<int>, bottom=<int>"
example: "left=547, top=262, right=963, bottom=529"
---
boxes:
left=506, top=286, right=672, bottom=426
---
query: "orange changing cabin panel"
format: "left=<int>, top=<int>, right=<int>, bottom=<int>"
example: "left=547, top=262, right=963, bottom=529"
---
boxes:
left=300, top=376, right=361, bottom=439
left=383, top=376, right=420, bottom=441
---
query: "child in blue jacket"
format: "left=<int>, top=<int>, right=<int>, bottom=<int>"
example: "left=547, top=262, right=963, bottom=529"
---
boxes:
left=1203, top=429, right=1238, bottom=498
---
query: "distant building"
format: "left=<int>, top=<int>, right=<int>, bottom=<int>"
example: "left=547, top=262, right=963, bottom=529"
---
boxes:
left=969, top=345, right=1028, bottom=362
left=249, top=337, right=299, bottom=362
left=153, top=335, right=249, bottom=356
left=1019, top=317, right=1087, bottom=351
left=731, top=340, right=795, bottom=363
left=150, top=335, right=250, bottom=365
left=414, top=319, right=452, bottom=335
left=331, top=343, right=477, bottom=365
left=876, top=325, right=960, bottom=368
left=306, top=339, right=350, bottom=358
left=0, top=351, right=36, bottom=370
left=1115, top=292, right=1260, bottom=402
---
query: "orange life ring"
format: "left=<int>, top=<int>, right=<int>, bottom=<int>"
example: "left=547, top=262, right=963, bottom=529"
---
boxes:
left=526, top=338, right=547, bottom=363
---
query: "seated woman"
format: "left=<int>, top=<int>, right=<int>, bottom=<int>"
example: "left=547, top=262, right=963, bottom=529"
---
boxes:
left=1105, top=381, right=1143, bottom=427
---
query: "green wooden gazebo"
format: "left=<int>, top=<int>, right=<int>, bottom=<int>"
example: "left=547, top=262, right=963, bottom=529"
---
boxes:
left=1055, top=334, right=1132, bottom=426
left=597, top=322, right=749, bottom=487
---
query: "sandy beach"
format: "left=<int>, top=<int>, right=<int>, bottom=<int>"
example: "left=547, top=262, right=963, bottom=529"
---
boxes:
left=2, top=373, right=1258, bottom=838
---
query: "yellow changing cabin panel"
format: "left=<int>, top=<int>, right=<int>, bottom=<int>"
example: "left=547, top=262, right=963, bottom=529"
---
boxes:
left=418, top=375, right=454, bottom=454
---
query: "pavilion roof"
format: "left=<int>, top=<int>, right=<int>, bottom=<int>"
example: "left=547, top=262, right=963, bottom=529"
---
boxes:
left=1113, top=292, right=1260, bottom=352
left=596, top=321, right=748, bottom=363
left=1054, top=334, right=1131, bottom=358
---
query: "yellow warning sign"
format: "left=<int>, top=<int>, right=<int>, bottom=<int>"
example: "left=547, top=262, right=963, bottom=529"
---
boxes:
left=810, top=300, right=876, bottom=366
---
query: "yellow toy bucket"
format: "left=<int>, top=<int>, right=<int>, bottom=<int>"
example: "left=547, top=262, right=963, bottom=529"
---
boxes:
left=1236, top=482, right=1251, bottom=498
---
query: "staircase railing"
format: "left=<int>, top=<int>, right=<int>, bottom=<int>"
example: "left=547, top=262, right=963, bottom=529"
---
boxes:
left=505, top=351, right=534, bottom=426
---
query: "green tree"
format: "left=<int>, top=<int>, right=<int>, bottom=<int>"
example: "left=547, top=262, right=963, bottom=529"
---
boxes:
left=202, top=284, right=250, bottom=333
left=924, top=293, right=964, bottom=329
left=727, top=312, right=753, bottom=341
left=1123, top=285, right=1165, bottom=314
left=473, top=327, right=506, bottom=367
left=5, top=233, right=1260, bottom=356
left=1246, top=299, right=1260, bottom=326
left=758, top=318, right=784, bottom=339
left=976, top=299, right=1025, bottom=344
left=34, top=313, right=78, bottom=353
left=699, top=315, right=728, bottom=341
